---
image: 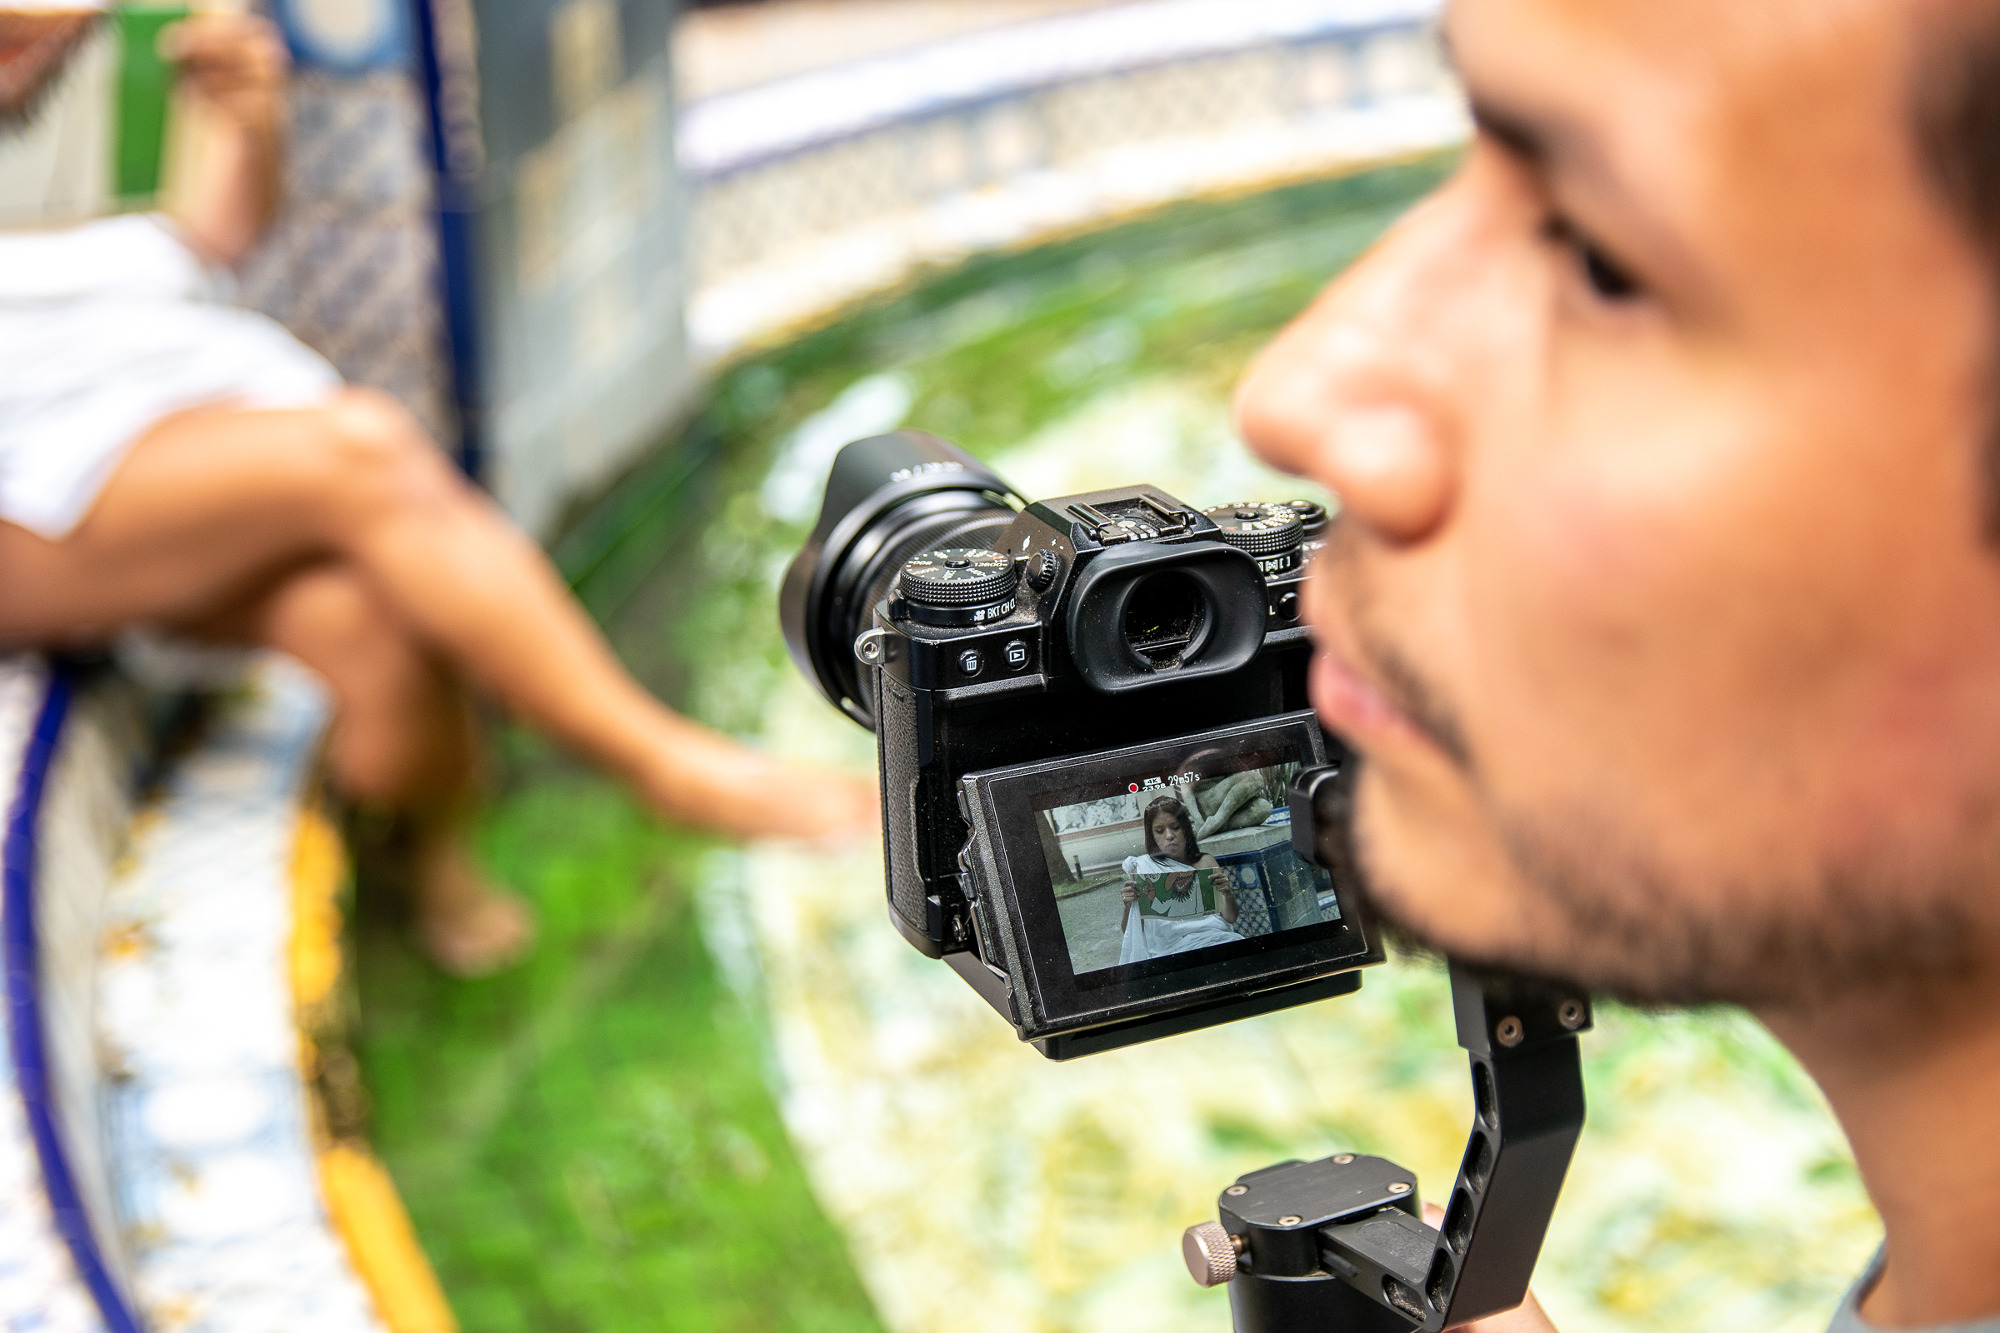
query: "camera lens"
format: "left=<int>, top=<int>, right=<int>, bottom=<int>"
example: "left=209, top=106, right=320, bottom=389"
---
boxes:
left=780, top=431, right=1021, bottom=728
left=1121, top=571, right=1211, bottom=669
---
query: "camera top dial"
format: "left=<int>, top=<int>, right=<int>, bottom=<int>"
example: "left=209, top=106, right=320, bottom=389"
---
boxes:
left=1202, top=502, right=1306, bottom=576
left=897, top=547, right=1021, bottom=627
left=1283, top=499, right=1329, bottom=539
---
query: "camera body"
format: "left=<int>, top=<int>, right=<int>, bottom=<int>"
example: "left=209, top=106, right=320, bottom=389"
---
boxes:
left=782, top=431, right=1381, bottom=1058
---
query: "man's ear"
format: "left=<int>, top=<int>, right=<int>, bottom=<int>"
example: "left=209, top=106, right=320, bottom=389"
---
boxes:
left=0, top=10, right=103, bottom=131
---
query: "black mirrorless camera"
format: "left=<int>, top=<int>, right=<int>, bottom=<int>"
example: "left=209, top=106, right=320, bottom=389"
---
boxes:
left=780, top=431, right=1382, bottom=1059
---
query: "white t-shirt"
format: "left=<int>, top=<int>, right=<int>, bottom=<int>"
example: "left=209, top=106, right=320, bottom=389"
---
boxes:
left=0, top=18, right=114, bottom=228
left=0, top=214, right=339, bottom=538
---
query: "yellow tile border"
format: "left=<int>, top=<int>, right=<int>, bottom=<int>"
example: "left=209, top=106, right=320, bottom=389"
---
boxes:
left=290, top=805, right=459, bottom=1333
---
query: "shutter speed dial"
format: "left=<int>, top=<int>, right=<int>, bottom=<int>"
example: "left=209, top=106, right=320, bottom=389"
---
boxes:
left=1202, top=503, right=1306, bottom=576
left=896, top=547, right=1021, bottom=627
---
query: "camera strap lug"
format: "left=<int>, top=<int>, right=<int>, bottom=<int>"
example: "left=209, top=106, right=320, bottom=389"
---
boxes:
left=854, top=627, right=900, bottom=666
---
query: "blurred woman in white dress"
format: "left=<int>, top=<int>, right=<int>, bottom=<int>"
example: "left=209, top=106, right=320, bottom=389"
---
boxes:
left=0, top=6, right=872, bottom=973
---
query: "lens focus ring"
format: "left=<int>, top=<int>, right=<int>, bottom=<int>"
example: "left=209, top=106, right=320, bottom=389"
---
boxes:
left=899, top=547, right=1020, bottom=608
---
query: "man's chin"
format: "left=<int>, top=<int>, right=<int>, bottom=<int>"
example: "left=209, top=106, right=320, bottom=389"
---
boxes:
left=1352, top=875, right=1615, bottom=1000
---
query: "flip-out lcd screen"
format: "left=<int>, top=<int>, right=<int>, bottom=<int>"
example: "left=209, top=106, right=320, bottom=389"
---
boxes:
left=1035, top=752, right=1342, bottom=982
left=957, top=711, right=1379, bottom=1044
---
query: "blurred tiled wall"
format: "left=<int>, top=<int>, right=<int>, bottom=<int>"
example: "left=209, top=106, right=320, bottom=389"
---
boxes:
left=474, top=0, right=694, bottom=537
left=677, top=1, right=1460, bottom=358
left=693, top=26, right=1448, bottom=283
left=243, top=0, right=696, bottom=539
left=238, top=69, right=459, bottom=447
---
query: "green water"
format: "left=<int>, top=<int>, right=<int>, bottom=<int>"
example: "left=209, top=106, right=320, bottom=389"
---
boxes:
left=359, top=153, right=1877, bottom=1333
left=355, top=780, right=880, bottom=1333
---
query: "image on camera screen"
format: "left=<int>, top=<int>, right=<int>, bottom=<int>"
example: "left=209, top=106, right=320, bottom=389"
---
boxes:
left=1033, top=753, right=1342, bottom=980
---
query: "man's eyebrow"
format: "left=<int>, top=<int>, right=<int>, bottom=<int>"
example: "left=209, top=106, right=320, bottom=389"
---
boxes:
left=1435, top=25, right=1550, bottom=163
left=1469, top=97, right=1559, bottom=169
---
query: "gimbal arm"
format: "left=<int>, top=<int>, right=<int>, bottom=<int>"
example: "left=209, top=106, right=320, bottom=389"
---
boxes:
left=1180, top=766, right=1591, bottom=1332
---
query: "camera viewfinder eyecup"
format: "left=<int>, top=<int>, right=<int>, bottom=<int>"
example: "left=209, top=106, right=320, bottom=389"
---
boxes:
left=1066, top=540, right=1268, bottom=693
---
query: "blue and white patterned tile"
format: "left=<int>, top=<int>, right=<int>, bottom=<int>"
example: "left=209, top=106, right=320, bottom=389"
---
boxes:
left=0, top=656, right=108, bottom=1333
left=96, top=655, right=388, bottom=1333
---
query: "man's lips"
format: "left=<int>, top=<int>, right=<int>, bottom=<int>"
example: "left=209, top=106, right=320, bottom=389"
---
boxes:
left=1310, top=643, right=1415, bottom=749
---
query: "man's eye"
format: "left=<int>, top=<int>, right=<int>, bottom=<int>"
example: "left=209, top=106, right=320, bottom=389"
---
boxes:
left=1580, top=244, right=1639, bottom=300
left=1544, top=217, right=1641, bottom=302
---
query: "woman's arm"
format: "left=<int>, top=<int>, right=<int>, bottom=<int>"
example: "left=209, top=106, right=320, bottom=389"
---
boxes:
left=163, top=14, right=289, bottom=266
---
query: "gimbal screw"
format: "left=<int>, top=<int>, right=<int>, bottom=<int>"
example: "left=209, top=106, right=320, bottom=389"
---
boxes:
left=1277, top=1216, right=1303, bottom=1226
left=1183, top=1221, right=1246, bottom=1287
left=1559, top=999, right=1586, bottom=1030
left=1387, top=1182, right=1411, bottom=1195
left=1496, top=1015, right=1525, bottom=1047
left=1225, top=1185, right=1248, bottom=1196
left=1333, top=1154, right=1355, bottom=1164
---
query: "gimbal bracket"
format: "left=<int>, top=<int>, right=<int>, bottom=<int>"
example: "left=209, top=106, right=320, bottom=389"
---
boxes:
left=1182, top=766, right=1591, bottom=1332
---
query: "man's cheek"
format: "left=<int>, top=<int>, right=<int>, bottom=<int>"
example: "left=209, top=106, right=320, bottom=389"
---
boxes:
left=1466, top=478, right=1731, bottom=773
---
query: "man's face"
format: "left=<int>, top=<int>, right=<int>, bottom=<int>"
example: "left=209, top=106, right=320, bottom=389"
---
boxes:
left=1240, top=0, right=2000, bottom=1005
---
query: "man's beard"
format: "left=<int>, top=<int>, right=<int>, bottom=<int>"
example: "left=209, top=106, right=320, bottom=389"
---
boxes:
left=0, top=11, right=101, bottom=132
left=1324, top=526, right=1996, bottom=1010
left=1344, top=728, right=2000, bottom=1008
left=1351, top=784, right=1993, bottom=1009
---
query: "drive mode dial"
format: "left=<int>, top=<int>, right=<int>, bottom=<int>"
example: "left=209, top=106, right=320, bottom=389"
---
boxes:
left=897, top=547, right=1021, bottom=627
left=1202, top=503, right=1306, bottom=577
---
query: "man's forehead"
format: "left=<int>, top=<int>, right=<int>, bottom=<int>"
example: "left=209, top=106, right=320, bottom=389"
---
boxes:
left=1447, top=0, right=1914, bottom=73
left=1444, top=0, right=1949, bottom=285
left=1449, top=1, right=1941, bottom=156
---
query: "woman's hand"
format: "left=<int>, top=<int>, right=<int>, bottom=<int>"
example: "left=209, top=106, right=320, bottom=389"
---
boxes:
left=1121, top=879, right=1140, bottom=905
left=158, top=13, right=290, bottom=264
left=161, top=14, right=288, bottom=138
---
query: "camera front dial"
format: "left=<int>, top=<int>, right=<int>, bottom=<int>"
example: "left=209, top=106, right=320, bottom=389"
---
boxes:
left=897, top=547, right=1021, bottom=627
left=1201, top=502, right=1306, bottom=576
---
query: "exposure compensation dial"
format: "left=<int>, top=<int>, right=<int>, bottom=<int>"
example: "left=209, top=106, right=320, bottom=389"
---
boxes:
left=897, top=547, right=1021, bottom=627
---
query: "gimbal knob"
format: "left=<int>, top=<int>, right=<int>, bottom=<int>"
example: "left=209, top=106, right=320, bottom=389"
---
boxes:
left=1183, top=1220, right=1244, bottom=1287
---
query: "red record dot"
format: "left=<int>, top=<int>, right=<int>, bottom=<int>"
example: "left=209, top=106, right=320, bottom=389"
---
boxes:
left=1128, top=783, right=1140, bottom=793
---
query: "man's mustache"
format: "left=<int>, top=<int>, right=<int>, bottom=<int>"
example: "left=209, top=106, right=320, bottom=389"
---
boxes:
left=1317, top=518, right=1477, bottom=774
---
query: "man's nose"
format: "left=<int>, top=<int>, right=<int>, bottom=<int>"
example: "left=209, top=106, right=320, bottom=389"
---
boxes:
left=1235, top=186, right=1477, bottom=547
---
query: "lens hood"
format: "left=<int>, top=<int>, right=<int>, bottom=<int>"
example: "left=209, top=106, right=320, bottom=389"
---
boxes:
left=779, top=431, right=1021, bottom=726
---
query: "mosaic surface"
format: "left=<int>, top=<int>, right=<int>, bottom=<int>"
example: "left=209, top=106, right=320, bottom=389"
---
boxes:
left=238, top=72, right=457, bottom=450
left=96, top=657, right=388, bottom=1333
left=0, top=657, right=108, bottom=1333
